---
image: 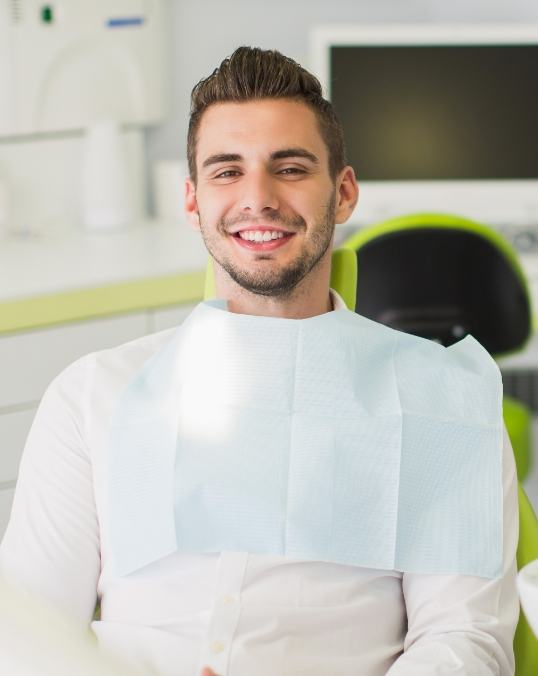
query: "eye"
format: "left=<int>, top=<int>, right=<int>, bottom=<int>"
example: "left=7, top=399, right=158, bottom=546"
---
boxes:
left=278, top=166, right=306, bottom=175
left=214, top=169, right=241, bottom=179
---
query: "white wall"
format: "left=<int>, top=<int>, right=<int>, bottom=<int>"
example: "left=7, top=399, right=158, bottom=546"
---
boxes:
left=146, top=0, right=538, bottom=170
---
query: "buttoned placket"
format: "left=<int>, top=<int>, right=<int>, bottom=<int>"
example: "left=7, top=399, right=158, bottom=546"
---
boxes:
left=197, top=551, right=249, bottom=676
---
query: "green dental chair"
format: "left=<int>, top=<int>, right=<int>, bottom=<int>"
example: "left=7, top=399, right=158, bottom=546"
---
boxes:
left=340, top=212, right=538, bottom=675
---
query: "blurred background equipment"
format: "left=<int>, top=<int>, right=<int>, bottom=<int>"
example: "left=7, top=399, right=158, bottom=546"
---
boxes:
left=0, top=0, right=166, bottom=136
left=310, top=25, right=538, bottom=228
left=0, top=0, right=168, bottom=232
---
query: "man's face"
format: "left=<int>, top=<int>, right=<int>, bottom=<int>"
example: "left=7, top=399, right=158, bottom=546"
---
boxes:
left=186, top=99, right=338, bottom=298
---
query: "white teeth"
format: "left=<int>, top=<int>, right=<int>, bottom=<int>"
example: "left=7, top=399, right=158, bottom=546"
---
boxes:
left=238, top=230, right=286, bottom=241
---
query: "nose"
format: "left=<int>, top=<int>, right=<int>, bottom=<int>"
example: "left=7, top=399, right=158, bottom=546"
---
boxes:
left=239, top=169, right=279, bottom=215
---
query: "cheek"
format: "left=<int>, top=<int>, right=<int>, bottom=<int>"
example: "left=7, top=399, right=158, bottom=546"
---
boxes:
left=197, top=188, right=238, bottom=222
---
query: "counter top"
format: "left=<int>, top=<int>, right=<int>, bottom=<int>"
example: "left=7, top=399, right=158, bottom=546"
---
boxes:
left=0, top=220, right=208, bottom=334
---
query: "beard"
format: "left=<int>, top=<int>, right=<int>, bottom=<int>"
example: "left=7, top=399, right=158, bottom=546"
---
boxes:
left=198, top=190, right=336, bottom=299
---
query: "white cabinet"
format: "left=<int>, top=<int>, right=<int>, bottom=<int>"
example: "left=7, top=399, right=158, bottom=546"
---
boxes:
left=0, top=312, right=149, bottom=408
left=0, top=304, right=194, bottom=538
left=0, top=408, right=36, bottom=484
left=148, top=303, right=197, bottom=333
left=0, top=488, right=15, bottom=538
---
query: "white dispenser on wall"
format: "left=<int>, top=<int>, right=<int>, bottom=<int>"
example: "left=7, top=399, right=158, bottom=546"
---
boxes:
left=0, top=0, right=168, bottom=232
left=0, top=0, right=168, bottom=137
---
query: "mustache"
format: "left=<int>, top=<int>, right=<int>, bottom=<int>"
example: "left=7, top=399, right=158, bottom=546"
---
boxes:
left=218, top=211, right=306, bottom=231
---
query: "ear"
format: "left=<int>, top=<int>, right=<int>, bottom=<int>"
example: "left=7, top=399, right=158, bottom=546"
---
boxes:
left=184, top=177, right=200, bottom=230
left=334, top=166, right=359, bottom=225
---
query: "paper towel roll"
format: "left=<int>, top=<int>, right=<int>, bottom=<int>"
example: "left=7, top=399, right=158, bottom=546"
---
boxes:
left=82, top=121, right=132, bottom=230
left=0, top=179, right=9, bottom=234
left=153, top=159, right=189, bottom=222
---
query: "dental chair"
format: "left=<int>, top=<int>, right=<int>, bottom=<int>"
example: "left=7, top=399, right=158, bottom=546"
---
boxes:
left=339, top=213, right=538, bottom=675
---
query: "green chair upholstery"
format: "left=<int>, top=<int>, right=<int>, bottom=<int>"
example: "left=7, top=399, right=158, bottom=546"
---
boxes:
left=504, top=396, right=533, bottom=481
left=515, top=486, right=538, bottom=676
left=341, top=212, right=533, bottom=482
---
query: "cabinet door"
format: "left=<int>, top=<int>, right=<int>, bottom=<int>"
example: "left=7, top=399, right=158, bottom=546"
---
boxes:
left=0, top=408, right=36, bottom=484
left=0, top=487, right=15, bottom=540
left=149, top=303, right=197, bottom=333
left=0, top=313, right=149, bottom=408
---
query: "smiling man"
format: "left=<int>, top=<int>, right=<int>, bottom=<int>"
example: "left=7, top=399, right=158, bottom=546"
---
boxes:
left=185, top=57, right=358, bottom=319
left=0, top=47, right=518, bottom=676
left=185, top=93, right=357, bottom=317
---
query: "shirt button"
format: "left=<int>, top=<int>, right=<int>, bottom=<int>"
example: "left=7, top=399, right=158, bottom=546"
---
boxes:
left=221, top=595, right=235, bottom=605
left=210, top=640, right=225, bottom=654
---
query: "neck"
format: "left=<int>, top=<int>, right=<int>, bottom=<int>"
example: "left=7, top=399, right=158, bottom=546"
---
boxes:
left=214, top=257, right=333, bottom=319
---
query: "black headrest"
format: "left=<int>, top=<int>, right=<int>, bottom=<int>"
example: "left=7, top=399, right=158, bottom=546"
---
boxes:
left=355, top=228, right=531, bottom=354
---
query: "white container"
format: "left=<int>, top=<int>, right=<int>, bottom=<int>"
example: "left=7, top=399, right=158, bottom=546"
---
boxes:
left=0, top=179, right=10, bottom=235
left=82, top=121, right=132, bottom=230
left=517, top=559, right=538, bottom=637
left=153, top=159, right=189, bottom=222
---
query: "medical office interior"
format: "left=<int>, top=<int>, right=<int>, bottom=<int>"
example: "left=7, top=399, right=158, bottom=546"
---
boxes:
left=1, top=0, right=538, bottom=612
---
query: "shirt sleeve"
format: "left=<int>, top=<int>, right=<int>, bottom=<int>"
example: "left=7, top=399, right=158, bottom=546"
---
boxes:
left=386, top=425, right=519, bottom=676
left=0, top=355, right=100, bottom=625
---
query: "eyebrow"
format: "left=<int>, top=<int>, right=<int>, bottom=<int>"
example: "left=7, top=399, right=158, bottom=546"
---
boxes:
left=201, top=147, right=319, bottom=170
left=270, top=147, right=319, bottom=164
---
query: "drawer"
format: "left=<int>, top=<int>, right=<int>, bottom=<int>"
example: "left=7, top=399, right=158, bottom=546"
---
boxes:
left=0, top=487, right=15, bottom=540
left=0, top=408, right=36, bottom=483
left=0, top=312, right=149, bottom=408
left=148, top=303, right=196, bottom=333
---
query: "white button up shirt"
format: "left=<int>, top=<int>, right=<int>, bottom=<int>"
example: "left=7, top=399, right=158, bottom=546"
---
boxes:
left=0, top=293, right=519, bottom=676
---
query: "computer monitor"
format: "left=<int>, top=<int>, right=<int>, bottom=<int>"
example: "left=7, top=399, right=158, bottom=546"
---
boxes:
left=310, top=25, right=538, bottom=226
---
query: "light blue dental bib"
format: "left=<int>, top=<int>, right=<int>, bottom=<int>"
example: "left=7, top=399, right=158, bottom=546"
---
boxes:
left=106, top=300, right=503, bottom=578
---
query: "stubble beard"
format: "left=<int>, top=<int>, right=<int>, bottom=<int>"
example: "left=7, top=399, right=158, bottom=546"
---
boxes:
left=199, top=190, right=337, bottom=299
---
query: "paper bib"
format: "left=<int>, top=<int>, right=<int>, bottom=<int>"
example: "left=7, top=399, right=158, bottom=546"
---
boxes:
left=105, top=299, right=503, bottom=578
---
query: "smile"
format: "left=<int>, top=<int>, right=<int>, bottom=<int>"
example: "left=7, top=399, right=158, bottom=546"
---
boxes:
left=238, top=230, right=286, bottom=242
left=232, top=229, right=295, bottom=251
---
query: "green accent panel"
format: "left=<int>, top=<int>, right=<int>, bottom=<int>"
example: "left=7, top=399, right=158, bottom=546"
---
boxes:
left=330, top=248, right=357, bottom=310
left=0, top=271, right=205, bottom=335
left=204, top=259, right=216, bottom=300
left=515, top=484, right=538, bottom=676
left=504, top=396, right=532, bottom=481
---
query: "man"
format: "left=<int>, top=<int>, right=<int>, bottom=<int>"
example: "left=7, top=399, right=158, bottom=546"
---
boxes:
left=0, top=47, right=519, bottom=676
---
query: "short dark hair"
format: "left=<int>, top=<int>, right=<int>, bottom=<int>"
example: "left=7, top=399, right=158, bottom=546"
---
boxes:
left=187, top=46, right=347, bottom=183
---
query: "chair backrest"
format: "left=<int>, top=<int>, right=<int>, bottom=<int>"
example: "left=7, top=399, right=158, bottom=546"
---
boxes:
left=341, top=213, right=532, bottom=358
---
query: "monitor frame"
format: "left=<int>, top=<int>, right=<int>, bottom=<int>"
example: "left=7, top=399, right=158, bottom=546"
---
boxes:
left=309, top=25, right=538, bottom=227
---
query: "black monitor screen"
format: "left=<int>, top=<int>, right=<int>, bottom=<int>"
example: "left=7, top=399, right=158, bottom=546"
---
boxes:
left=330, top=45, right=538, bottom=180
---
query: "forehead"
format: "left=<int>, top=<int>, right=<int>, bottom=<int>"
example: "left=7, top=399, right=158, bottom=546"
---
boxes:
left=196, top=99, right=327, bottom=164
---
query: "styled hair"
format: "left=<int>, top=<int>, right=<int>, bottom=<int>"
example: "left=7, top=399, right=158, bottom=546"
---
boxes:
left=187, top=46, right=347, bottom=183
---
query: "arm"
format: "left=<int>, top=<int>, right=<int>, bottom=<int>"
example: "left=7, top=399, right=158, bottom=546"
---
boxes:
left=0, top=356, right=100, bottom=625
left=386, top=425, right=519, bottom=675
